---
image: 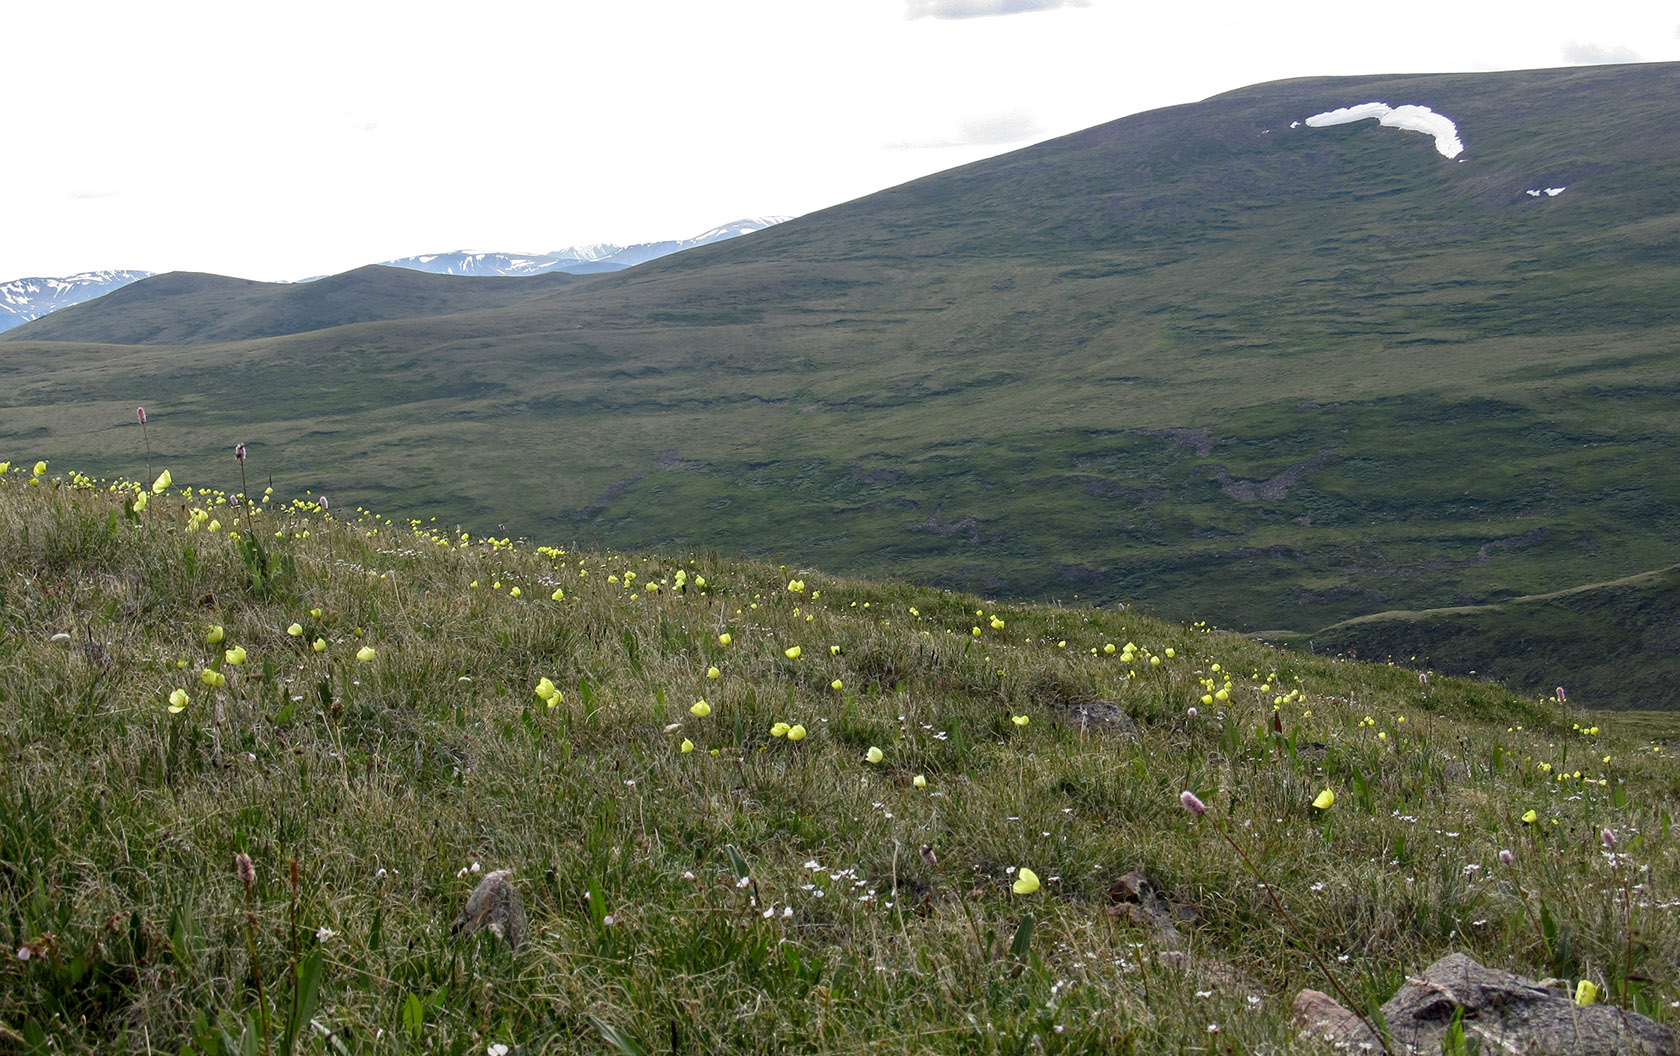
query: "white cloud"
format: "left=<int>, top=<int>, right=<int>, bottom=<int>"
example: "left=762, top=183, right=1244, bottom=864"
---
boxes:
left=906, top=0, right=1090, bottom=19
left=1562, top=41, right=1643, bottom=64
left=889, top=112, right=1046, bottom=149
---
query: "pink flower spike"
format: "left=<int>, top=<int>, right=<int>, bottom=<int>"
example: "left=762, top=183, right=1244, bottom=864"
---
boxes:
left=136, top=406, right=147, bottom=424
left=235, top=852, right=256, bottom=888
left=1180, top=790, right=1207, bottom=816
left=1499, top=849, right=1514, bottom=866
left=1556, top=686, right=1567, bottom=702
left=235, top=443, right=247, bottom=462
left=1602, top=828, right=1617, bottom=850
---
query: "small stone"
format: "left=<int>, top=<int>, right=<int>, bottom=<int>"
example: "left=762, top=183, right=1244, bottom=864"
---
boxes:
left=452, top=869, right=526, bottom=951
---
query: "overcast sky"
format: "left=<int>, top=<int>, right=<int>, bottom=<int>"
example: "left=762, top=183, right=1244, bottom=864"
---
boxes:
left=6, top=0, right=1677, bottom=282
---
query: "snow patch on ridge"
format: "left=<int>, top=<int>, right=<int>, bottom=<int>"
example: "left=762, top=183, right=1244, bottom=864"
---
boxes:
left=1305, top=102, right=1464, bottom=159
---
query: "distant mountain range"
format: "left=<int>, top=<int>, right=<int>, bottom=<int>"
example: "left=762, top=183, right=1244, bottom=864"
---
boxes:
left=0, top=271, right=153, bottom=333
left=0, top=218, right=790, bottom=332
left=376, top=217, right=792, bottom=277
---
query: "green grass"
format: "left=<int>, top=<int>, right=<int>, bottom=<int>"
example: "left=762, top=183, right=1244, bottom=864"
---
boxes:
left=3, top=63, right=1679, bottom=703
left=3, top=464, right=1678, bottom=1053
left=1301, top=564, right=1680, bottom=710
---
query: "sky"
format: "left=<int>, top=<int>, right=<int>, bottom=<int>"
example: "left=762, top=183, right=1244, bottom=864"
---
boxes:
left=6, top=0, right=1678, bottom=282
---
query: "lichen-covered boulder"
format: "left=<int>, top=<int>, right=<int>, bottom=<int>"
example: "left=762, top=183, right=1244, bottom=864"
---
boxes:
left=1295, top=953, right=1676, bottom=1055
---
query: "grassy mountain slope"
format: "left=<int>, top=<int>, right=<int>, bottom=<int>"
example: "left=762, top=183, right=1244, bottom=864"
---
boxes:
left=3, top=470, right=1677, bottom=1053
left=1297, top=564, right=1680, bottom=710
left=1, top=266, right=578, bottom=346
left=2, top=63, right=1678, bottom=704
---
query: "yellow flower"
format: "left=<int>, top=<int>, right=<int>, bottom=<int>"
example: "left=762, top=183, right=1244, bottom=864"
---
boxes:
left=831, top=679, right=844, bottom=691
left=1011, top=714, right=1029, bottom=727
left=310, top=608, right=323, bottom=618
left=865, top=746, right=884, bottom=764
left=535, top=677, right=558, bottom=703
left=1012, top=868, right=1041, bottom=895
left=509, top=586, right=521, bottom=597
left=356, top=646, right=376, bottom=662
left=312, top=638, right=327, bottom=653
left=551, top=588, right=565, bottom=601
left=786, top=724, right=807, bottom=741
left=287, top=623, right=304, bottom=637
left=1165, top=648, right=1176, bottom=658
left=1312, top=789, right=1335, bottom=810
left=1104, top=643, right=1115, bottom=654
left=133, top=492, right=148, bottom=512
left=718, top=633, right=732, bottom=645
left=206, top=625, right=225, bottom=645
left=680, top=738, right=695, bottom=754
left=690, top=700, right=712, bottom=718
left=1575, top=980, right=1598, bottom=1006
left=707, top=666, right=721, bottom=679
left=913, top=774, right=927, bottom=788
left=829, top=645, right=841, bottom=655
left=990, top=616, right=1005, bottom=630
left=224, top=646, right=247, bottom=665
left=167, top=689, right=190, bottom=713
left=784, top=646, right=802, bottom=659
left=33, top=460, right=48, bottom=477
left=770, top=722, right=791, bottom=738
left=787, top=579, right=804, bottom=593
left=151, top=469, right=172, bottom=493
left=1522, top=809, right=1538, bottom=824
left=200, top=668, right=226, bottom=688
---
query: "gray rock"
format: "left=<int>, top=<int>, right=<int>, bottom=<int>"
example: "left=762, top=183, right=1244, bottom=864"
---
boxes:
left=452, top=869, right=526, bottom=950
left=1056, top=698, right=1137, bottom=737
left=1295, top=952, right=1676, bottom=1055
left=1107, top=871, right=1192, bottom=948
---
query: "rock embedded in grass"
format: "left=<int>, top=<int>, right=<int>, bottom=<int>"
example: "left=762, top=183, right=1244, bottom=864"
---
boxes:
left=452, top=869, right=526, bottom=951
left=1294, top=952, right=1677, bottom=1055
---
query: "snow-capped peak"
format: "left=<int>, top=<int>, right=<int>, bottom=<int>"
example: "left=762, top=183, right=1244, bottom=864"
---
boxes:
left=0, top=270, right=152, bottom=333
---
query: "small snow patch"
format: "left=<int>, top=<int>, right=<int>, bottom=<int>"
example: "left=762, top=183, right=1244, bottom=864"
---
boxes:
left=1305, top=101, right=1463, bottom=159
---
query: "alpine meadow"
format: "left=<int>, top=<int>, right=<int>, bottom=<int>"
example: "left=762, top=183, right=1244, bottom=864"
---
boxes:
left=3, top=60, right=1680, bottom=1054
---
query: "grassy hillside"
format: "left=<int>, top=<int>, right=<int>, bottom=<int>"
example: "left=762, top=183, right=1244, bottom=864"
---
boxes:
left=2, top=63, right=1678, bottom=703
left=1295, top=564, right=1680, bottom=710
left=2, top=267, right=578, bottom=346
left=4, top=464, right=1680, bottom=1053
